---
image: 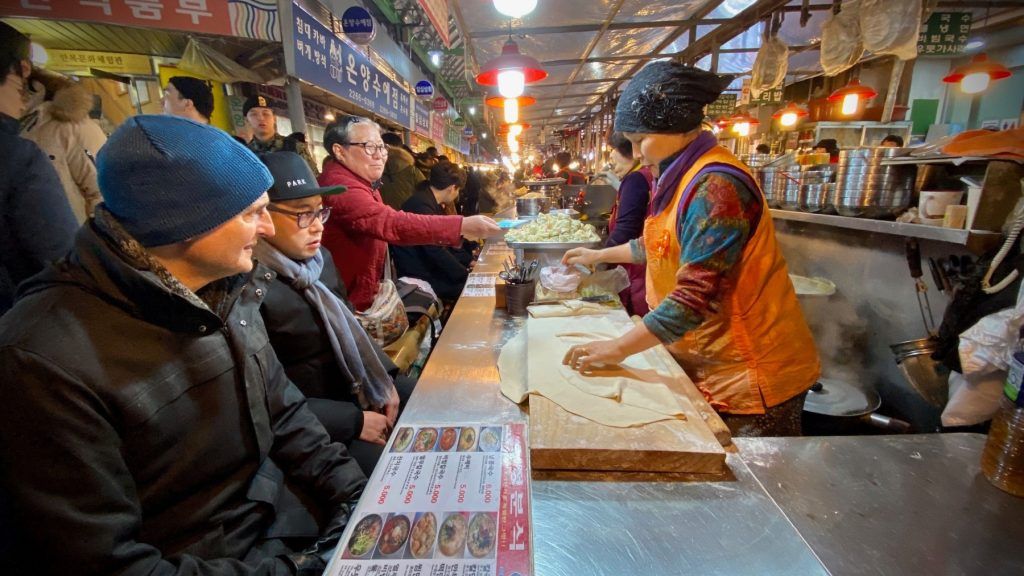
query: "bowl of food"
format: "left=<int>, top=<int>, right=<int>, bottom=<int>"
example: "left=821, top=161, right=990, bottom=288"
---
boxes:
left=346, top=514, right=383, bottom=558
left=467, top=513, right=497, bottom=558
left=478, top=427, right=502, bottom=452
left=438, top=427, right=458, bottom=451
left=457, top=427, right=477, bottom=451
left=391, top=427, right=414, bottom=452
left=409, top=512, right=438, bottom=559
left=438, top=513, right=468, bottom=557
left=377, top=514, right=411, bottom=556
left=413, top=427, right=439, bottom=452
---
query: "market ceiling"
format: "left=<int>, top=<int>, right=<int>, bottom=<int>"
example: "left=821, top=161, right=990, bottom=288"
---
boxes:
left=387, top=0, right=1023, bottom=143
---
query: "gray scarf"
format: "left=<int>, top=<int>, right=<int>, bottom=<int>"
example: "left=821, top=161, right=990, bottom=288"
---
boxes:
left=254, top=242, right=394, bottom=409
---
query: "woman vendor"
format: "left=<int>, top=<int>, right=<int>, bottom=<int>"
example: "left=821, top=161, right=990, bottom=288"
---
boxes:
left=562, top=62, right=820, bottom=436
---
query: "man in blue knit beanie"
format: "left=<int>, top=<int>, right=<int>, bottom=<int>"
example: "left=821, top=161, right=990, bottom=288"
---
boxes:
left=0, top=114, right=366, bottom=575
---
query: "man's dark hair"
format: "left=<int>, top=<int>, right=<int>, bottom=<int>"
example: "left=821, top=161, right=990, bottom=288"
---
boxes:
left=555, top=151, right=572, bottom=167
left=287, top=131, right=307, bottom=143
left=167, top=76, right=214, bottom=119
left=381, top=131, right=403, bottom=146
left=880, top=134, right=904, bottom=147
left=429, top=162, right=466, bottom=190
left=0, top=22, right=30, bottom=86
left=425, top=146, right=438, bottom=157
left=607, top=132, right=633, bottom=159
left=755, top=143, right=771, bottom=154
left=436, top=155, right=450, bottom=164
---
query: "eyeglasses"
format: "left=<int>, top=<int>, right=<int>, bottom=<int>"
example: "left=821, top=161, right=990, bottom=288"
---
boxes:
left=266, top=205, right=331, bottom=228
left=346, top=142, right=389, bottom=156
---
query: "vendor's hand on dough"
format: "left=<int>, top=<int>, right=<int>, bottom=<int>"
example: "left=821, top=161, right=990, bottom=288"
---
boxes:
left=461, top=215, right=501, bottom=240
left=562, top=339, right=628, bottom=372
left=384, top=384, right=400, bottom=427
left=361, top=412, right=391, bottom=446
left=561, top=247, right=600, bottom=267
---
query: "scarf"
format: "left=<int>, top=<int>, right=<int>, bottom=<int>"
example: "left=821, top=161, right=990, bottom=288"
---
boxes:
left=650, top=131, right=760, bottom=217
left=254, top=242, right=394, bottom=409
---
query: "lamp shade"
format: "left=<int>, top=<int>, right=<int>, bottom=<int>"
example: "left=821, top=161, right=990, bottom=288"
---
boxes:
left=475, top=39, right=547, bottom=88
left=827, top=79, right=877, bottom=102
left=772, top=102, right=808, bottom=127
left=942, top=53, right=1012, bottom=94
left=485, top=94, right=537, bottom=107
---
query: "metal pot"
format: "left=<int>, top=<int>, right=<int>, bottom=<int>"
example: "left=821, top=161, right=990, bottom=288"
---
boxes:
left=515, top=196, right=551, bottom=217
left=890, top=338, right=949, bottom=407
left=799, top=183, right=835, bottom=213
left=802, top=378, right=911, bottom=435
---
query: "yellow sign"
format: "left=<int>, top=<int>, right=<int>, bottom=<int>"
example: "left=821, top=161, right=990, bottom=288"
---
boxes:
left=46, top=50, right=153, bottom=77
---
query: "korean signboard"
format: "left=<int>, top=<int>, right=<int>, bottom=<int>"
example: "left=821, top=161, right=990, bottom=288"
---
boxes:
left=414, top=100, right=432, bottom=137
left=324, top=423, right=532, bottom=576
left=706, top=93, right=738, bottom=118
left=45, top=49, right=153, bottom=76
left=416, top=0, right=450, bottom=48
left=751, top=88, right=783, bottom=106
left=292, top=3, right=411, bottom=129
left=918, top=12, right=972, bottom=57
left=7, top=0, right=232, bottom=36
left=431, top=112, right=445, bottom=143
left=340, top=5, right=375, bottom=45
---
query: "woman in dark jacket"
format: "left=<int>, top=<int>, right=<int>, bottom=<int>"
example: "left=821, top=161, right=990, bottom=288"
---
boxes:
left=392, top=163, right=475, bottom=302
left=605, top=132, right=653, bottom=315
left=255, top=152, right=413, bottom=477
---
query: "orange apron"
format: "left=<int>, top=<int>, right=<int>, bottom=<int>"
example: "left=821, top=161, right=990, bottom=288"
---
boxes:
left=643, top=146, right=820, bottom=414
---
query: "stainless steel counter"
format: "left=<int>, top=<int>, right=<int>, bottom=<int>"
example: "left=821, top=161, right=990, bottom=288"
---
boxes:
left=385, top=240, right=1021, bottom=576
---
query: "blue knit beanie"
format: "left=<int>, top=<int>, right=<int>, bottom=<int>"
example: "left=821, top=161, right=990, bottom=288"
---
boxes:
left=97, top=115, right=273, bottom=247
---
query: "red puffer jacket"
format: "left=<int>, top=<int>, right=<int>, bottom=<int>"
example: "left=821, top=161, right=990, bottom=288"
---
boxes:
left=319, top=159, right=463, bottom=311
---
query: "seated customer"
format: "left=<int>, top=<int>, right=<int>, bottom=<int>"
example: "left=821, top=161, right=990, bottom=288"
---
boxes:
left=255, top=152, right=413, bottom=477
left=392, top=163, right=475, bottom=302
left=0, top=115, right=364, bottom=575
left=880, top=134, right=904, bottom=147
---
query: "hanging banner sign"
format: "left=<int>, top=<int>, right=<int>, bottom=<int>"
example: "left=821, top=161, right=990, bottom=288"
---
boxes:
left=453, top=117, right=466, bottom=127
left=324, top=423, right=532, bottom=576
left=463, top=126, right=474, bottom=138
left=45, top=49, right=153, bottom=76
left=416, top=0, right=450, bottom=48
left=706, top=93, right=738, bottom=117
left=414, top=100, right=431, bottom=137
left=431, top=112, right=445, bottom=143
left=917, top=12, right=972, bottom=57
left=414, top=80, right=435, bottom=100
left=7, top=0, right=232, bottom=36
left=292, top=3, right=411, bottom=129
left=751, top=88, right=783, bottom=105
left=340, top=6, right=376, bottom=45
left=432, top=96, right=449, bottom=112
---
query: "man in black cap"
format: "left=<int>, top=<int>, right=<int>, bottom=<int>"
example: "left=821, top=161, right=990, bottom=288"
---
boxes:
left=243, top=94, right=319, bottom=175
left=161, top=75, right=214, bottom=124
left=0, top=21, right=77, bottom=316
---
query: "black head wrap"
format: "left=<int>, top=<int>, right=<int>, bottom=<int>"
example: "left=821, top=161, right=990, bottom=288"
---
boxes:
left=615, top=62, right=734, bottom=134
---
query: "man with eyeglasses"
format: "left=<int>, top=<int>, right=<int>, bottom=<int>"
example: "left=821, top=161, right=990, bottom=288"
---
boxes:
left=317, top=115, right=500, bottom=312
left=254, top=151, right=415, bottom=477
left=0, top=22, right=78, bottom=316
left=243, top=94, right=319, bottom=176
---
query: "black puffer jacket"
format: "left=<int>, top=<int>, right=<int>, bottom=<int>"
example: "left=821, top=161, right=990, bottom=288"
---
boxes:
left=0, top=217, right=366, bottom=575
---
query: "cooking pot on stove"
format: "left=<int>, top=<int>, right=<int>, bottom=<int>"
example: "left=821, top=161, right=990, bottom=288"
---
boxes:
left=802, top=378, right=911, bottom=435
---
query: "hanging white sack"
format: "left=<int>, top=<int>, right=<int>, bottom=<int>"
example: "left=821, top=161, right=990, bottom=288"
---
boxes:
left=820, top=0, right=864, bottom=77
left=860, top=0, right=924, bottom=60
left=750, top=35, right=789, bottom=98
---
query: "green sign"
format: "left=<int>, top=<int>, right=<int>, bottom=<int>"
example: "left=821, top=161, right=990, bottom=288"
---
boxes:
left=917, top=12, right=971, bottom=57
left=453, top=118, right=466, bottom=127
left=706, top=94, right=737, bottom=117
left=751, top=88, right=783, bottom=105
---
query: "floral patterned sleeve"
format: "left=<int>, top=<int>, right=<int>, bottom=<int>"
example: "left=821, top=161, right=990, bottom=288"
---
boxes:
left=642, top=172, right=763, bottom=344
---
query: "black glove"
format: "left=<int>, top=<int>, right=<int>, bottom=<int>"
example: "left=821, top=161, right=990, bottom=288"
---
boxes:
left=282, top=551, right=326, bottom=576
left=282, top=503, right=353, bottom=575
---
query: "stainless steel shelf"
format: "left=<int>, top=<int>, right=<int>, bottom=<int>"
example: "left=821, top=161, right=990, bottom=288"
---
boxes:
left=880, top=155, right=994, bottom=166
left=770, top=209, right=1003, bottom=253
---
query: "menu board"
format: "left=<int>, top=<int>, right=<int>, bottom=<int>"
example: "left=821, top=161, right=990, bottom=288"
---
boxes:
left=463, top=273, right=498, bottom=298
left=325, top=423, right=532, bottom=576
left=917, top=12, right=972, bottom=57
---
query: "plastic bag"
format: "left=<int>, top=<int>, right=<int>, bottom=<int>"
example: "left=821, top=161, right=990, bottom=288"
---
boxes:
left=820, top=1, right=864, bottom=77
left=750, top=36, right=789, bottom=98
left=942, top=283, right=1024, bottom=426
left=540, top=265, right=582, bottom=293
left=579, top=266, right=630, bottom=297
left=860, top=0, right=923, bottom=61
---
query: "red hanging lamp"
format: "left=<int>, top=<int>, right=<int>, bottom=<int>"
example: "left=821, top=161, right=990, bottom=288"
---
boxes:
left=942, top=53, right=1012, bottom=95
left=728, top=110, right=760, bottom=136
left=828, top=79, right=877, bottom=116
left=475, top=38, right=547, bottom=98
left=772, top=102, right=809, bottom=127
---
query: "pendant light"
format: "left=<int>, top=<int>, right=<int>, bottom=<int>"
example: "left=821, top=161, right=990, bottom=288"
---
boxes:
left=476, top=38, right=547, bottom=98
left=728, top=110, right=760, bottom=137
left=772, top=102, right=809, bottom=127
left=504, top=98, right=519, bottom=123
left=493, top=0, right=538, bottom=18
left=942, top=53, right=1012, bottom=95
left=828, top=79, right=877, bottom=116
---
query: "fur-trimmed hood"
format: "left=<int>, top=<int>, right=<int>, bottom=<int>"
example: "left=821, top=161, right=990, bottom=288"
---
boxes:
left=46, top=82, right=94, bottom=123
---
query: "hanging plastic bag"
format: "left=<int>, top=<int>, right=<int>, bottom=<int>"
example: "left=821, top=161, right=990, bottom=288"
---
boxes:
left=942, top=283, right=1024, bottom=426
left=860, top=0, right=923, bottom=61
left=750, top=35, right=789, bottom=98
left=820, top=1, right=864, bottom=77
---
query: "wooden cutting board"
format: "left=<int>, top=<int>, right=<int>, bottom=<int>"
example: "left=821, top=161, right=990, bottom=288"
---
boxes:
left=526, top=313, right=728, bottom=475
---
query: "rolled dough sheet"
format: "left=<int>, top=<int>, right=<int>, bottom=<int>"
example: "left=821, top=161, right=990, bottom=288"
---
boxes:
left=498, top=316, right=687, bottom=428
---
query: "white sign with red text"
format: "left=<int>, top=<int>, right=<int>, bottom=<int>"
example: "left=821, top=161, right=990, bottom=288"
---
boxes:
left=326, top=423, right=532, bottom=576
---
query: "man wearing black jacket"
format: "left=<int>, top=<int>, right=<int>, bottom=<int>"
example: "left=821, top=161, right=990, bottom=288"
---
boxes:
left=0, top=115, right=365, bottom=575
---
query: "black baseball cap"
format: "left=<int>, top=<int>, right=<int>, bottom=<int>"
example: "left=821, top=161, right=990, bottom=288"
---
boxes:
left=243, top=94, right=271, bottom=116
left=259, top=152, right=345, bottom=201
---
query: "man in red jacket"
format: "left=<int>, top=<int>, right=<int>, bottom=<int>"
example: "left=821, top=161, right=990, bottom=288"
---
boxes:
left=317, top=115, right=499, bottom=311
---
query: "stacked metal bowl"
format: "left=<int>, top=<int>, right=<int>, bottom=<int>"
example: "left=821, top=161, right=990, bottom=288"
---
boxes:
left=773, top=165, right=803, bottom=211
left=758, top=165, right=785, bottom=208
left=833, top=148, right=915, bottom=218
left=798, top=165, right=836, bottom=214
